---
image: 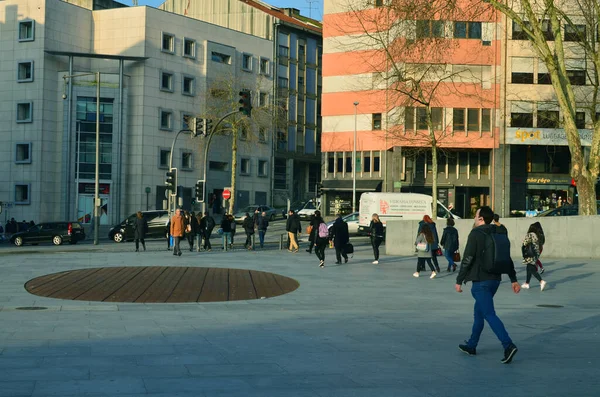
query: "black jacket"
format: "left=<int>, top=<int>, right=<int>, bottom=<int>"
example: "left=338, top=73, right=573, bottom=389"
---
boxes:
left=257, top=215, right=269, bottom=231
left=330, top=217, right=349, bottom=248
left=243, top=217, right=255, bottom=234
left=201, top=215, right=216, bottom=234
left=440, top=226, right=459, bottom=253
left=220, top=218, right=232, bottom=233
left=188, top=216, right=199, bottom=236
left=456, top=224, right=518, bottom=285
left=133, top=217, right=148, bottom=240
left=285, top=213, right=301, bottom=233
left=369, top=220, right=384, bottom=239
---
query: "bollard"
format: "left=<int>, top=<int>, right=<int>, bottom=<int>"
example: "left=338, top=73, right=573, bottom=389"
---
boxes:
left=279, top=234, right=284, bottom=250
left=251, top=234, right=255, bottom=250
left=223, top=235, right=228, bottom=251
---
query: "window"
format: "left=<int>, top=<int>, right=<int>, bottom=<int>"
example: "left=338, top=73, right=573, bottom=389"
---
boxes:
left=259, top=92, right=268, bottom=107
left=17, top=61, right=33, bottom=82
left=374, top=153, right=381, bottom=172
left=160, top=109, right=173, bottom=130
left=375, top=0, right=383, bottom=6
left=239, top=124, right=249, bottom=140
left=511, top=21, right=531, bottom=40
left=538, top=61, right=552, bottom=84
left=15, top=143, right=32, bottom=164
left=160, top=71, right=174, bottom=92
left=337, top=155, right=344, bottom=173
left=454, top=22, right=481, bottom=39
left=576, top=112, right=586, bottom=129
left=431, top=108, right=443, bottom=130
left=511, top=112, right=533, bottom=128
left=241, top=158, right=251, bottom=175
left=18, top=20, right=35, bottom=42
left=159, top=149, right=170, bottom=168
left=480, top=151, right=490, bottom=175
left=211, top=52, right=231, bottom=64
left=415, top=108, right=442, bottom=130
left=345, top=155, right=353, bottom=173
left=258, top=127, right=267, bottom=142
left=567, top=70, right=586, bottom=86
left=181, top=151, right=193, bottom=170
left=364, top=154, right=371, bottom=172
left=161, top=32, right=175, bottom=53
left=565, top=24, right=586, bottom=42
left=15, top=184, right=30, bottom=204
left=481, top=109, right=491, bottom=132
left=469, top=152, right=479, bottom=175
left=511, top=57, right=534, bottom=84
left=260, top=57, right=270, bottom=75
left=182, top=113, right=192, bottom=130
left=416, top=20, right=444, bottom=38
left=182, top=75, right=195, bottom=96
left=16, top=102, right=32, bottom=123
left=279, top=45, right=289, bottom=57
left=209, top=161, right=228, bottom=171
left=540, top=20, right=554, bottom=40
left=453, top=108, right=465, bottom=131
left=327, top=153, right=335, bottom=173
left=242, top=53, right=253, bottom=71
left=405, top=107, right=415, bottom=131
left=467, top=109, right=480, bottom=131
left=538, top=110, right=559, bottom=128
left=417, top=108, right=428, bottom=130
left=278, top=77, right=289, bottom=88
left=372, top=113, right=382, bottom=130
left=183, top=38, right=196, bottom=58
left=274, top=158, right=287, bottom=189
left=258, top=160, right=268, bottom=177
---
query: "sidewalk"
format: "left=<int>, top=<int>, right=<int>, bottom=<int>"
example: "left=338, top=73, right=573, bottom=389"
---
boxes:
left=0, top=244, right=597, bottom=396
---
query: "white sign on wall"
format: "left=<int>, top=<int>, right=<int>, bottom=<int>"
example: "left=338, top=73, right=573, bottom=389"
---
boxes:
left=506, top=127, right=593, bottom=146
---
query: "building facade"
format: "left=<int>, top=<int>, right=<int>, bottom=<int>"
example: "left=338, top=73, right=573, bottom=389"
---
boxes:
left=0, top=0, right=274, bottom=227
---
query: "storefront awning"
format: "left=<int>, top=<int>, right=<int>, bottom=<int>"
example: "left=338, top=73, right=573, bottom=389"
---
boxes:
left=322, top=179, right=383, bottom=192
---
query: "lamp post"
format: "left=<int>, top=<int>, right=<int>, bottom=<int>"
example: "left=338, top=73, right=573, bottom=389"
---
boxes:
left=63, top=72, right=101, bottom=245
left=352, top=101, right=359, bottom=213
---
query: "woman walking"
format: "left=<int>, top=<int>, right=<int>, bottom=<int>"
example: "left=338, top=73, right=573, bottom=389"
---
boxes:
left=185, top=211, right=198, bottom=252
left=532, top=221, right=545, bottom=274
left=312, top=210, right=328, bottom=268
left=417, top=215, right=441, bottom=273
left=306, top=214, right=318, bottom=254
left=133, top=211, right=148, bottom=252
left=414, top=224, right=437, bottom=279
left=521, top=223, right=547, bottom=291
left=440, top=218, right=459, bottom=272
left=369, top=213, right=385, bottom=264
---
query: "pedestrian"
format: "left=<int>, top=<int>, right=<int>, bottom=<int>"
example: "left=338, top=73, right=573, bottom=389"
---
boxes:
left=305, top=213, right=317, bottom=254
left=285, top=210, right=301, bottom=253
left=229, top=214, right=236, bottom=248
left=455, top=206, right=520, bottom=364
left=521, top=222, right=548, bottom=291
left=195, top=213, right=203, bottom=252
left=313, top=210, right=328, bottom=268
left=201, top=211, right=215, bottom=251
left=185, top=211, right=198, bottom=252
left=133, top=211, right=148, bottom=252
left=220, top=214, right=232, bottom=249
left=242, top=213, right=254, bottom=250
left=369, top=213, right=385, bottom=265
left=493, top=214, right=509, bottom=234
left=170, top=209, right=185, bottom=256
left=440, top=218, right=459, bottom=272
left=329, top=213, right=349, bottom=264
left=413, top=224, right=436, bottom=278
left=417, top=215, right=441, bottom=273
left=165, top=218, right=171, bottom=251
left=257, top=211, right=269, bottom=248
left=531, top=221, right=545, bottom=274
left=29, top=220, right=35, bottom=227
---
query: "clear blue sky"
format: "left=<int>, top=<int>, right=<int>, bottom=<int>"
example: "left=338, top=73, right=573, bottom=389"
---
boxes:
left=137, top=0, right=324, bottom=20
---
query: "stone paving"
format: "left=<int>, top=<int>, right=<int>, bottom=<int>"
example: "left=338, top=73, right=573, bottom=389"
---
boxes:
left=0, top=239, right=598, bottom=396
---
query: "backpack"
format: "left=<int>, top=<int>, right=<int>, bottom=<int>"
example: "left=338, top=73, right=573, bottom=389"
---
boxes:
left=318, top=222, right=329, bottom=238
left=478, top=228, right=513, bottom=274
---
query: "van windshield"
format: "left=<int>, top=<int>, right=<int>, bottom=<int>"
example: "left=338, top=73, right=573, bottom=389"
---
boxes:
left=303, top=202, right=316, bottom=210
left=437, top=203, right=450, bottom=219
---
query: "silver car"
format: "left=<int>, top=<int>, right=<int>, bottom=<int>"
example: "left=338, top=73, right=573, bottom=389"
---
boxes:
left=327, top=212, right=359, bottom=235
left=234, top=205, right=279, bottom=224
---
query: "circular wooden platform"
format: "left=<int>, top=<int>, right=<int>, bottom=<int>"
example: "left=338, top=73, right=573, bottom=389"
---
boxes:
left=25, top=267, right=300, bottom=303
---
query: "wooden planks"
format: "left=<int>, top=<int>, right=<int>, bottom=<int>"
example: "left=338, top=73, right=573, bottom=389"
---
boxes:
left=25, top=266, right=299, bottom=303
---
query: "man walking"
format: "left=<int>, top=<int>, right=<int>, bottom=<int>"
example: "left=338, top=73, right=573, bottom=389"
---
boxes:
left=257, top=211, right=269, bottom=248
left=285, top=210, right=301, bottom=253
left=455, top=206, right=520, bottom=364
left=329, top=213, right=349, bottom=264
left=201, top=211, right=215, bottom=252
left=170, top=209, right=185, bottom=256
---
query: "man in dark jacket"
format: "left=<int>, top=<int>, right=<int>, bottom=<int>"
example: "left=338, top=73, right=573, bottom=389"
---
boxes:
left=257, top=212, right=269, bottom=248
left=329, top=214, right=349, bottom=264
left=285, top=210, right=301, bottom=252
left=455, top=206, right=520, bottom=364
left=201, top=211, right=215, bottom=251
left=242, top=213, right=255, bottom=249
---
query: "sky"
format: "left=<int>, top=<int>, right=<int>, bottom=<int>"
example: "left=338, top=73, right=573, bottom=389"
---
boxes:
left=137, top=0, right=324, bottom=20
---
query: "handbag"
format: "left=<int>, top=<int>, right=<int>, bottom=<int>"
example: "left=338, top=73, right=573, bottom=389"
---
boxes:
left=416, top=242, right=428, bottom=252
left=306, top=225, right=313, bottom=235
left=522, top=242, right=536, bottom=259
left=453, top=251, right=461, bottom=262
left=186, top=224, right=192, bottom=233
left=435, top=248, right=443, bottom=256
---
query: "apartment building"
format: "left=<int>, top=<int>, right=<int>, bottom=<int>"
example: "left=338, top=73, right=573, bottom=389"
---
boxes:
left=0, top=0, right=273, bottom=226
left=160, top=0, right=323, bottom=207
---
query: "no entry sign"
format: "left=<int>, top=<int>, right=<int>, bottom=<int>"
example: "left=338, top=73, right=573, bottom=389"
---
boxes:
left=222, top=189, right=231, bottom=200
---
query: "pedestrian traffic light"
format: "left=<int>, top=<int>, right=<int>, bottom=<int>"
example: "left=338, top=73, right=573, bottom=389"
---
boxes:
left=165, top=168, right=177, bottom=192
left=195, top=180, right=205, bottom=202
left=316, top=183, right=323, bottom=197
left=204, top=118, right=213, bottom=135
left=238, top=91, right=252, bottom=117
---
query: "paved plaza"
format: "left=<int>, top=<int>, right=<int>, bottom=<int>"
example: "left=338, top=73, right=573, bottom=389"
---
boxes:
left=0, top=239, right=598, bottom=396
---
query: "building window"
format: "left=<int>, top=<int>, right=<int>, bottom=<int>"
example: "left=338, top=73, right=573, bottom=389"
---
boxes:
left=160, top=109, right=173, bottom=130
left=567, top=70, right=586, bottom=86
left=416, top=108, right=427, bottom=130
left=160, top=71, right=174, bottom=92
left=240, top=158, right=251, bottom=175
left=258, top=127, right=267, bottom=142
left=453, top=108, right=465, bottom=131
left=161, top=32, right=175, bottom=53
left=416, top=108, right=443, bottom=130
left=511, top=112, right=534, bottom=128
left=364, top=153, right=371, bottom=172
left=279, top=45, right=289, bottom=58
left=405, top=107, right=415, bottom=131
left=374, top=153, right=381, bottom=172
left=540, top=20, right=554, bottom=40
left=181, top=113, right=192, bottom=130
left=181, top=151, right=193, bottom=170
left=242, top=53, right=253, bottom=71
left=209, top=161, right=228, bottom=171
left=454, top=22, right=481, bottom=39
left=417, top=20, right=444, bottom=39
left=15, top=143, right=32, bottom=164
left=327, top=153, right=335, bottom=173
left=183, top=38, right=196, bottom=58
left=564, top=24, right=586, bottom=42
left=375, top=0, right=383, bottom=6
left=537, top=110, right=560, bottom=128
left=576, top=112, right=586, bottom=129
left=278, top=77, right=289, bottom=88
left=538, top=60, right=552, bottom=84
left=481, top=109, right=491, bottom=132
left=16, top=102, right=33, bottom=123
left=258, top=160, right=268, bottom=177
left=345, top=154, right=353, bottom=173
left=259, top=92, right=268, bottom=107
left=260, top=57, right=270, bottom=75
left=337, top=155, right=344, bottom=173
left=18, top=20, right=35, bottom=42
left=274, top=158, right=287, bottom=189
left=469, top=152, right=479, bottom=175
left=17, top=61, right=34, bottom=82
left=15, top=184, right=30, bottom=204
left=159, top=148, right=170, bottom=168
left=511, top=21, right=531, bottom=40
left=467, top=109, right=480, bottom=132
left=211, top=52, right=231, bottom=64
left=182, top=75, right=195, bottom=96
left=480, top=151, right=490, bottom=176
left=511, top=57, right=534, bottom=84
left=372, top=113, right=382, bottom=130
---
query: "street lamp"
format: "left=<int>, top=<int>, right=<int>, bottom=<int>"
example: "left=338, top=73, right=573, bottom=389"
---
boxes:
left=63, top=72, right=101, bottom=246
left=352, top=101, right=359, bottom=213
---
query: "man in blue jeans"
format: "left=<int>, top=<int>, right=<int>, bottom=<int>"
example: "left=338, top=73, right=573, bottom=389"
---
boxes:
left=455, top=206, right=521, bottom=364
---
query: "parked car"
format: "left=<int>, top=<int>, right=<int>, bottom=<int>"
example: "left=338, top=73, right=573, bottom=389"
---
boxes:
left=234, top=205, right=279, bottom=224
left=282, top=200, right=309, bottom=218
left=327, top=212, right=360, bottom=235
left=108, top=210, right=169, bottom=243
left=10, top=222, right=86, bottom=246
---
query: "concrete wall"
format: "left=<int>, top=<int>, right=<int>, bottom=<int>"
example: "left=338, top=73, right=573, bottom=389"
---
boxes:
left=385, top=216, right=600, bottom=259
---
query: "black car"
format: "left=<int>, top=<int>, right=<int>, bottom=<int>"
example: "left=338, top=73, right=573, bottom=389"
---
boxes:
left=108, top=210, right=169, bottom=243
left=10, top=222, right=86, bottom=246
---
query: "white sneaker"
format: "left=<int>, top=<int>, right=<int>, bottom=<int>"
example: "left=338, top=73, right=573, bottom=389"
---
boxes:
left=430, top=271, right=437, bottom=279
left=540, top=280, right=547, bottom=291
left=372, top=260, right=379, bottom=265
left=413, top=272, right=420, bottom=278
left=521, top=283, right=530, bottom=289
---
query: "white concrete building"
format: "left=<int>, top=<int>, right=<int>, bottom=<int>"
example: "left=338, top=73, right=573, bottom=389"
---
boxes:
left=0, top=0, right=274, bottom=228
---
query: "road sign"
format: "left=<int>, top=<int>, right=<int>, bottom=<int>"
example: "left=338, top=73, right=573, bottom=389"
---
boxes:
left=222, top=189, right=231, bottom=200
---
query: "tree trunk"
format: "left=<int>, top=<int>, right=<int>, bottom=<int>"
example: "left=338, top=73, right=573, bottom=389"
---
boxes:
left=426, top=106, right=438, bottom=218
left=229, top=130, right=238, bottom=214
left=575, top=174, right=598, bottom=215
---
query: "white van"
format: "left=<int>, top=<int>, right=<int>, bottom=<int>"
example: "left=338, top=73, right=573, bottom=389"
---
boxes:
left=297, top=198, right=322, bottom=220
left=357, top=193, right=458, bottom=235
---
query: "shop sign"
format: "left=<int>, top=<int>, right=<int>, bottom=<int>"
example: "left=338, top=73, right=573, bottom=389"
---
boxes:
left=78, top=183, right=111, bottom=194
left=514, top=175, right=572, bottom=185
left=506, top=127, right=592, bottom=146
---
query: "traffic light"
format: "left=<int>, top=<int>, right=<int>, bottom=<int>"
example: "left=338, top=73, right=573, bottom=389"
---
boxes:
left=165, top=168, right=177, bottom=192
left=204, top=118, right=213, bottom=135
left=184, top=115, right=194, bottom=132
left=238, top=91, right=252, bottom=117
left=195, top=180, right=205, bottom=202
left=316, top=183, right=323, bottom=197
